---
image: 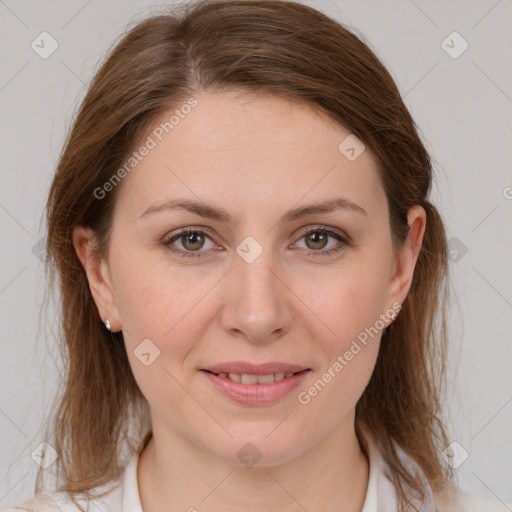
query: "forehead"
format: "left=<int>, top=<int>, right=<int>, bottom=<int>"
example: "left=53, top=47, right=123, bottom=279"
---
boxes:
left=116, top=90, right=385, bottom=221
left=150, top=90, right=359, bottom=157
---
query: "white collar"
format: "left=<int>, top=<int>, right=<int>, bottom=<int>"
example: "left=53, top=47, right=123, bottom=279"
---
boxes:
left=121, top=430, right=425, bottom=511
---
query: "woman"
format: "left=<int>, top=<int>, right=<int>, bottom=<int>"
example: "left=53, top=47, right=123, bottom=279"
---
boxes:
left=3, top=1, right=506, bottom=511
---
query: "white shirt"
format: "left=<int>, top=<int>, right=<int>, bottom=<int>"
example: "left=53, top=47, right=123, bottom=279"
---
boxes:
left=2, top=431, right=509, bottom=511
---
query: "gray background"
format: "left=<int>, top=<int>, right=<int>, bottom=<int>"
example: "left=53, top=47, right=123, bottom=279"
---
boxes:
left=0, top=0, right=511, bottom=507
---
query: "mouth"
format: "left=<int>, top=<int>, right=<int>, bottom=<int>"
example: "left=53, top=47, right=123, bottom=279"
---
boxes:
left=201, top=369, right=309, bottom=385
left=199, top=367, right=311, bottom=405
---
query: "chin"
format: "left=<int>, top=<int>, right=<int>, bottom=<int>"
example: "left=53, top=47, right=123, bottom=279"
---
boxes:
left=206, top=431, right=307, bottom=469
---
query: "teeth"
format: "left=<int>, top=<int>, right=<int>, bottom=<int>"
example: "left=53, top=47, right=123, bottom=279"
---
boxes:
left=241, top=374, right=259, bottom=384
left=255, top=373, right=274, bottom=384
left=215, top=371, right=300, bottom=384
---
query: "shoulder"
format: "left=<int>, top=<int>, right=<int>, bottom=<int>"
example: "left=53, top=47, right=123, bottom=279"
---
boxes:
left=1, top=494, right=64, bottom=511
left=1, top=479, right=123, bottom=512
left=457, top=488, right=512, bottom=512
left=436, top=486, right=512, bottom=512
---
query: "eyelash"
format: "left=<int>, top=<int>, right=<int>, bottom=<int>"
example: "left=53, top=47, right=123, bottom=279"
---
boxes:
left=162, top=226, right=351, bottom=259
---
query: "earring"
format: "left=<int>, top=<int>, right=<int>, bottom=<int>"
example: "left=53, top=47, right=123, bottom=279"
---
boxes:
left=105, top=318, right=111, bottom=331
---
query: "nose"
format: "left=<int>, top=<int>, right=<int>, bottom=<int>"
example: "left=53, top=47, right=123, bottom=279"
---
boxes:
left=220, top=243, right=293, bottom=344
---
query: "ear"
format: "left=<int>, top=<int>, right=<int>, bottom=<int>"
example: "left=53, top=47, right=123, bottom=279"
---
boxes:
left=385, top=205, right=426, bottom=322
left=72, top=225, right=122, bottom=332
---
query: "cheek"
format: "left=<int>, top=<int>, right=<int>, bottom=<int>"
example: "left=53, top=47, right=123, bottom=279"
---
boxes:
left=111, top=239, right=201, bottom=335
left=299, top=261, right=390, bottom=348
left=115, top=262, right=202, bottom=415
left=294, top=272, right=385, bottom=425
left=111, top=247, right=219, bottom=384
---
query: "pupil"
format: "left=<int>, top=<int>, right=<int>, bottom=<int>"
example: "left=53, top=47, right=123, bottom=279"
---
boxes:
left=184, top=232, right=204, bottom=250
left=308, top=232, right=327, bottom=249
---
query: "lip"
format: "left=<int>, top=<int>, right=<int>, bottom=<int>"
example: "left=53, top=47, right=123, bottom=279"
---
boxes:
left=202, top=361, right=309, bottom=375
left=200, top=368, right=311, bottom=405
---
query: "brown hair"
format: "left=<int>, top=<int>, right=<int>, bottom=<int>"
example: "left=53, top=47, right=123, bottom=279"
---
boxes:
left=37, top=0, right=456, bottom=510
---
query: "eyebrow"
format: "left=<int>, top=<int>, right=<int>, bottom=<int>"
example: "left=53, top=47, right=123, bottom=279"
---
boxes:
left=139, top=197, right=367, bottom=223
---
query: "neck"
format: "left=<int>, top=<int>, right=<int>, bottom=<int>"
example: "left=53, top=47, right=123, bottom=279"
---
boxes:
left=137, top=414, right=370, bottom=512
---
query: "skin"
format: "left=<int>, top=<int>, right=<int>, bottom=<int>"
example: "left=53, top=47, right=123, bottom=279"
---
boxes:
left=73, top=90, right=426, bottom=512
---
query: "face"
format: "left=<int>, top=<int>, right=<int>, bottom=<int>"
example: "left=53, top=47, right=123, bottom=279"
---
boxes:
left=75, top=90, right=424, bottom=467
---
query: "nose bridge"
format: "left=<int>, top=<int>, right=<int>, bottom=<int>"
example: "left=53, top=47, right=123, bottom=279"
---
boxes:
left=235, top=236, right=283, bottom=311
left=221, top=235, right=291, bottom=340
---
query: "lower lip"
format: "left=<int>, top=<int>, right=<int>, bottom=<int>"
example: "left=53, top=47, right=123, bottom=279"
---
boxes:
left=200, top=370, right=310, bottom=405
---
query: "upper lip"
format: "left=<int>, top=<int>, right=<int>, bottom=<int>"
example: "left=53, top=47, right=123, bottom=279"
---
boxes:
left=201, top=362, right=310, bottom=375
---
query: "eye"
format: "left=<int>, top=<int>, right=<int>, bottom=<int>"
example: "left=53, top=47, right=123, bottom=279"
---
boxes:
left=163, top=228, right=217, bottom=258
left=163, top=226, right=351, bottom=259
left=293, top=227, right=350, bottom=257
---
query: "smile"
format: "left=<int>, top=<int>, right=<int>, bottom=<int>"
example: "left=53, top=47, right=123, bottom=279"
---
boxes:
left=206, top=370, right=300, bottom=384
left=200, top=369, right=311, bottom=405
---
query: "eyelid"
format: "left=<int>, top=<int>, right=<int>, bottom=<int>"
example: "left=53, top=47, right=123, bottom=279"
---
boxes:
left=295, top=225, right=351, bottom=243
left=163, top=224, right=351, bottom=257
left=163, top=225, right=218, bottom=243
left=164, top=224, right=349, bottom=242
